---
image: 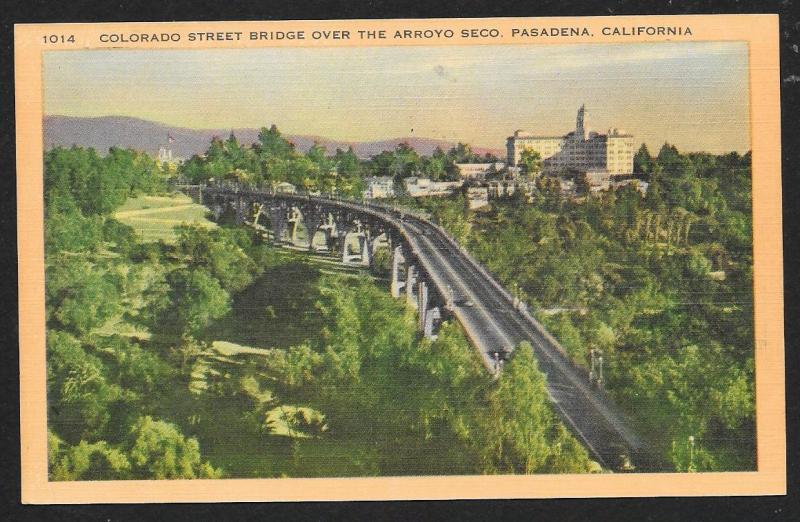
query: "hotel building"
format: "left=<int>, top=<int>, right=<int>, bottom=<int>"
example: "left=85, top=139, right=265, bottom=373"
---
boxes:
left=506, top=105, right=635, bottom=177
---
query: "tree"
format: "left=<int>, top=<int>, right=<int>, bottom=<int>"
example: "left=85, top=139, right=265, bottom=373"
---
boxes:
left=392, top=142, right=422, bottom=179
left=482, top=343, right=591, bottom=473
left=519, top=148, right=543, bottom=179
left=164, top=268, right=231, bottom=336
left=256, top=124, right=295, bottom=159
left=46, top=257, right=123, bottom=335
left=423, top=147, right=448, bottom=180
left=49, top=432, right=131, bottom=481
left=127, top=416, right=222, bottom=479
left=47, top=331, right=126, bottom=443
left=174, top=225, right=259, bottom=293
left=44, top=197, right=104, bottom=254
left=633, top=143, right=655, bottom=178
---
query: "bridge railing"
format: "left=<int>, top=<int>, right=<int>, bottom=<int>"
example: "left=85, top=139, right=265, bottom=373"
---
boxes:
left=200, top=180, right=433, bottom=220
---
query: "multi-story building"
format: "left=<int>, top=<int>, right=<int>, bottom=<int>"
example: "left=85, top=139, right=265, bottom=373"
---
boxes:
left=506, top=105, right=635, bottom=179
left=455, top=162, right=507, bottom=180
left=364, top=176, right=396, bottom=199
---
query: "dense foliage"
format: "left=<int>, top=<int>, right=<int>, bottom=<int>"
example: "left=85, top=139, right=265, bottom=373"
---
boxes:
left=422, top=144, right=755, bottom=470
left=45, top=144, right=591, bottom=479
left=45, top=134, right=755, bottom=477
left=178, top=125, right=499, bottom=192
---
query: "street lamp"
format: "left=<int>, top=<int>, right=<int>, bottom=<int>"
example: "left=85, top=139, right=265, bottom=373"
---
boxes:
left=597, top=354, right=604, bottom=387
left=688, top=435, right=695, bottom=471
left=511, top=282, right=519, bottom=307
left=589, top=349, right=604, bottom=387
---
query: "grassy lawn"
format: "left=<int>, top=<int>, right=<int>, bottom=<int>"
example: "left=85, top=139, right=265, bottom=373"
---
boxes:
left=114, top=192, right=216, bottom=243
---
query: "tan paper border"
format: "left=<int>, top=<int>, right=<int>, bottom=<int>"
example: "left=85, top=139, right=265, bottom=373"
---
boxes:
left=16, top=14, right=784, bottom=503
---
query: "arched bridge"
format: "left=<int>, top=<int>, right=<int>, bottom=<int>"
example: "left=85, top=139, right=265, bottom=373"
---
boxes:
left=196, top=183, right=658, bottom=471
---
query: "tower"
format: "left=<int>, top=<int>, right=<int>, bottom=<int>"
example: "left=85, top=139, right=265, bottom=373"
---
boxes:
left=576, top=104, right=588, bottom=141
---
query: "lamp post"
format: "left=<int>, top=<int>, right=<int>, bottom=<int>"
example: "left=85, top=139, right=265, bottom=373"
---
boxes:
left=688, top=435, right=695, bottom=471
left=597, top=352, right=604, bottom=387
left=589, top=349, right=604, bottom=387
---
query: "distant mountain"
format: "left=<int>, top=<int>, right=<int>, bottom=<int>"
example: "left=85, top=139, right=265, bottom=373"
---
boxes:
left=43, top=115, right=504, bottom=160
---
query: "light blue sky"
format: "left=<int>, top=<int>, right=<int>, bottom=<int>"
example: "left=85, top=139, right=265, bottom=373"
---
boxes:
left=44, top=41, right=750, bottom=153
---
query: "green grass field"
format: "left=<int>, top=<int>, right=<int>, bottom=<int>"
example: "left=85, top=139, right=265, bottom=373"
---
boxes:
left=114, top=193, right=216, bottom=242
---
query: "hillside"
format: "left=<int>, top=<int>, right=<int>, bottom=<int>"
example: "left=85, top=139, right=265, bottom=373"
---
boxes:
left=43, top=115, right=504, bottom=160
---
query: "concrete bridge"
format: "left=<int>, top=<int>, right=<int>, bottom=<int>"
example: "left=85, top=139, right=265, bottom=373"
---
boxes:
left=196, top=183, right=660, bottom=471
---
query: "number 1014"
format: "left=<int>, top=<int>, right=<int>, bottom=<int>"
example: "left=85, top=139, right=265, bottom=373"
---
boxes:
left=43, top=35, right=75, bottom=44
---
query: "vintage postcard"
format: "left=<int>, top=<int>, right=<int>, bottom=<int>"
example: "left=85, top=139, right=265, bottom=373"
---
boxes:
left=16, top=14, right=784, bottom=503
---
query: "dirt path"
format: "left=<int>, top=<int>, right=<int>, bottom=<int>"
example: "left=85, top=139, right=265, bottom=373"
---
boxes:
left=115, top=203, right=196, bottom=219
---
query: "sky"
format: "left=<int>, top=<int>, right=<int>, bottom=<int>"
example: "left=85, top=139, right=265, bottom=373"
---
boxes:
left=43, top=42, right=751, bottom=154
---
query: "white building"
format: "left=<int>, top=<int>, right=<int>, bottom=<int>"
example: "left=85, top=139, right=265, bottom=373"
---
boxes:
left=455, top=162, right=507, bottom=180
left=506, top=105, right=635, bottom=176
left=467, top=187, right=490, bottom=209
left=364, top=176, right=395, bottom=199
left=404, top=177, right=463, bottom=197
left=275, top=181, right=297, bottom=193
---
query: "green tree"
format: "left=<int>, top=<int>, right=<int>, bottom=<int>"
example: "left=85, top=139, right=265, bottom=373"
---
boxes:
left=634, top=143, right=655, bottom=178
left=49, top=432, right=131, bottom=481
left=519, top=148, right=543, bottom=179
left=46, top=257, right=123, bottom=335
left=47, top=331, right=126, bottom=443
left=482, top=343, right=591, bottom=473
left=164, top=268, right=231, bottom=336
left=127, top=416, right=222, bottom=479
left=174, top=224, right=259, bottom=293
left=256, top=124, right=295, bottom=159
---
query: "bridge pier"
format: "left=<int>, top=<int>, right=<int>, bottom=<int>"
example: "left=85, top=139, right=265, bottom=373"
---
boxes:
left=211, top=203, right=224, bottom=221
left=390, top=246, right=405, bottom=297
left=360, top=233, right=375, bottom=267
left=423, top=307, right=441, bottom=339
left=417, top=280, right=428, bottom=329
left=339, top=230, right=363, bottom=264
left=406, top=264, right=418, bottom=309
left=288, top=208, right=302, bottom=245
left=305, top=212, right=323, bottom=251
left=339, top=231, right=349, bottom=263
left=268, top=207, right=282, bottom=243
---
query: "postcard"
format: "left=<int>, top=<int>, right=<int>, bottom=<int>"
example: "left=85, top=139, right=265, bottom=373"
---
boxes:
left=16, top=14, right=784, bottom=503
